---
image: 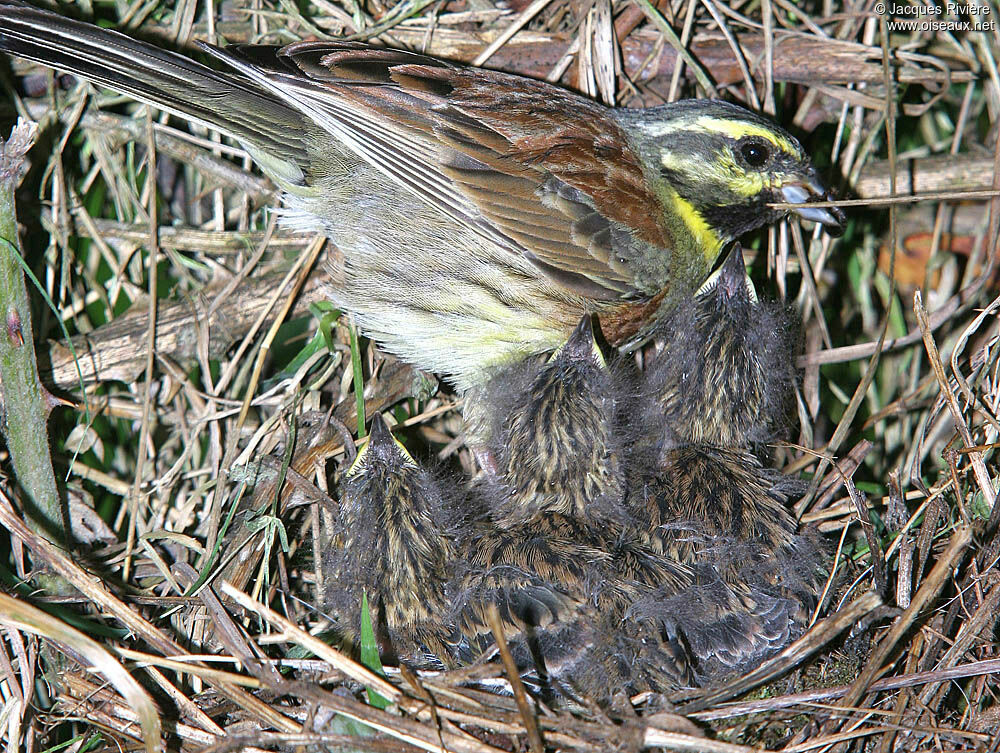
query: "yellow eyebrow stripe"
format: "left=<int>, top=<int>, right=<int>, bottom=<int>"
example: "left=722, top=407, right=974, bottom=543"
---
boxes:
left=692, top=116, right=799, bottom=155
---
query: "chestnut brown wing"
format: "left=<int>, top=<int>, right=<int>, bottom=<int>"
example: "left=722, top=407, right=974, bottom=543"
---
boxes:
left=208, top=42, right=671, bottom=299
left=391, top=64, right=671, bottom=247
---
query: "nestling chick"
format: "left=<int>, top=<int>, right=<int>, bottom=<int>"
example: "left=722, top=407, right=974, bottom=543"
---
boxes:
left=324, top=413, right=462, bottom=666
left=632, top=562, right=804, bottom=679
left=638, top=445, right=802, bottom=563
left=627, top=243, right=826, bottom=682
left=475, top=315, right=628, bottom=526
left=630, top=243, right=803, bottom=553
left=628, top=463, right=822, bottom=679
left=457, top=316, right=692, bottom=697
left=459, top=317, right=626, bottom=636
left=642, top=242, right=797, bottom=449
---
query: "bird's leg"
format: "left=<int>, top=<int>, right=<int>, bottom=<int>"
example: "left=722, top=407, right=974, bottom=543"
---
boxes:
left=472, top=445, right=501, bottom=480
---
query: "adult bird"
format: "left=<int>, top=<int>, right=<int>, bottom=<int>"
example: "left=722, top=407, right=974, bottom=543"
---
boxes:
left=0, top=0, right=844, bottom=390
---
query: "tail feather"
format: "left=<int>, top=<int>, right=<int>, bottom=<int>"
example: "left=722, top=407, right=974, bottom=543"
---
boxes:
left=0, top=0, right=310, bottom=170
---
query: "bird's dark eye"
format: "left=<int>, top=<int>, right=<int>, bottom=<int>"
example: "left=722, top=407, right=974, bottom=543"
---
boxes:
left=738, top=139, right=771, bottom=168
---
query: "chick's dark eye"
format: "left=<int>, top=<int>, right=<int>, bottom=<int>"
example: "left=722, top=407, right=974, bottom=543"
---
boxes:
left=739, top=140, right=770, bottom=168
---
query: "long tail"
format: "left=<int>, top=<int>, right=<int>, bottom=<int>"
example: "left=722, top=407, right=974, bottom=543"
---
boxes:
left=0, top=0, right=309, bottom=170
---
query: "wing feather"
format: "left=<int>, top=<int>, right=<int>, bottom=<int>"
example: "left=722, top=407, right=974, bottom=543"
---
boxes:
left=205, top=42, right=671, bottom=299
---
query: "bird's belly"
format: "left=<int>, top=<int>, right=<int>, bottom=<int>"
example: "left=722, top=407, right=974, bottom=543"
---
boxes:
left=279, top=164, right=593, bottom=389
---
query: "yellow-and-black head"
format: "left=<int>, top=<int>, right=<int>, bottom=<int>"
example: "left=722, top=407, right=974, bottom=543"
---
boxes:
left=618, top=100, right=844, bottom=250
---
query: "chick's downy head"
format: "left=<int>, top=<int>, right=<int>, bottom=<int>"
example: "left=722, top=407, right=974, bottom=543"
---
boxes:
left=486, top=315, right=628, bottom=525
left=646, top=243, right=797, bottom=448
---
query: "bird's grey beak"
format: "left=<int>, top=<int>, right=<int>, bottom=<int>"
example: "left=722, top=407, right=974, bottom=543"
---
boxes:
left=782, top=180, right=846, bottom=237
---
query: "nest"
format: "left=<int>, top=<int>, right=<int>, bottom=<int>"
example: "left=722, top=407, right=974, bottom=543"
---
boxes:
left=0, top=0, right=997, bottom=751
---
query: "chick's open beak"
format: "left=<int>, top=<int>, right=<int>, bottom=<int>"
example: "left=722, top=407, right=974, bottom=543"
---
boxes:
left=781, top=177, right=846, bottom=237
